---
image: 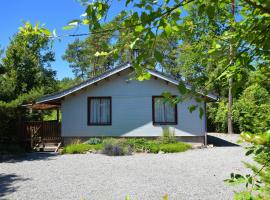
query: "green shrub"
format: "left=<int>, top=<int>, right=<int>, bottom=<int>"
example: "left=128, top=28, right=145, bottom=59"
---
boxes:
left=148, top=142, right=160, bottom=153
left=84, top=138, right=102, bottom=145
left=159, top=142, right=191, bottom=153
left=126, top=138, right=149, bottom=152
left=62, top=143, right=103, bottom=154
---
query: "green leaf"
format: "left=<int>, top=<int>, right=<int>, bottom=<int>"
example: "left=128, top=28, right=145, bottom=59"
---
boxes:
left=215, top=43, right=221, bottom=49
left=135, top=25, right=144, bottom=33
left=245, top=149, right=254, bottom=156
left=154, top=50, right=163, bottom=63
left=188, top=105, right=197, bottom=113
left=94, top=51, right=109, bottom=57
left=52, top=29, right=57, bottom=37
left=40, top=28, right=51, bottom=36
left=68, top=19, right=80, bottom=26
left=82, top=19, right=90, bottom=25
left=62, top=25, right=75, bottom=30
left=206, top=5, right=215, bottom=19
left=199, top=107, right=204, bottom=119
left=177, top=81, right=187, bottom=95
left=130, top=38, right=140, bottom=49
left=208, top=48, right=216, bottom=54
left=137, top=71, right=151, bottom=81
left=164, top=25, right=172, bottom=35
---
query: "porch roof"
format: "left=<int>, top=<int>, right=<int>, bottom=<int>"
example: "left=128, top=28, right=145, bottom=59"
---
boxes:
left=22, top=103, right=60, bottom=110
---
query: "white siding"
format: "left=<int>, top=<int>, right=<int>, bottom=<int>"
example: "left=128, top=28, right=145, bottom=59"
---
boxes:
left=61, top=69, right=206, bottom=137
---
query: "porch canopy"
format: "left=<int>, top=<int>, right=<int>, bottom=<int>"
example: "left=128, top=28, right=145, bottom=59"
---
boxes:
left=22, top=102, right=61, bottom=120
left=23, top=103, right=60, bottom=110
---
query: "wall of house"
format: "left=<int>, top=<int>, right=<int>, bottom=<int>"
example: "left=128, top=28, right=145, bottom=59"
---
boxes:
left=61, top=68, right=206, bottom=140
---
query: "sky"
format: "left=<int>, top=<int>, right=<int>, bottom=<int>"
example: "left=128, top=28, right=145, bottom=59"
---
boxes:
left=0, top=0, right=126, bottom=80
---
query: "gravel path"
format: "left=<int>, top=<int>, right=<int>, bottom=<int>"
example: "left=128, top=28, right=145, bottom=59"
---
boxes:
left=0, top=141, right=251, bottom=200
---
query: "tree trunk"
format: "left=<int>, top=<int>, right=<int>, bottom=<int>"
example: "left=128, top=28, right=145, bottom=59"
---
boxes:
left=228, top=77, right=233, bottom=134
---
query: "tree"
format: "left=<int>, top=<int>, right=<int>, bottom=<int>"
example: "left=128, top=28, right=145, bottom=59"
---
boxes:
left=0, top=22, right=57, bottom=102
left=63, top=14, right=128, bottom=79
left=0, top=22, right=57, bottom=150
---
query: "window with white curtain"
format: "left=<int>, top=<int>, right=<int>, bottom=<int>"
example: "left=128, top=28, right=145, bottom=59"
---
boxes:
left=152, top=96, right=177, bottom=125
left=88, top=97, right=111, bottom=125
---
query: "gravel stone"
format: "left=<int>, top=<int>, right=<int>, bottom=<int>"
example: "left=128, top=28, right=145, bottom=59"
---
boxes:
left=0, top=136, right=251, bottom=200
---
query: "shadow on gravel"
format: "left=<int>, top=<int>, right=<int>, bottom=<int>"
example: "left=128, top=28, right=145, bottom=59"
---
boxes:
left=207, top=135, right=239, bottom=147
left=0, top=152, right=58, bottom=163
left=0, top=173, right=30, bottom=198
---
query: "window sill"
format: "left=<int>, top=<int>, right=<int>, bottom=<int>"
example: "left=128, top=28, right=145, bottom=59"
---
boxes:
left=88, top=123, right=112, bottom=126
left=153, top=122, right=177, bottom=125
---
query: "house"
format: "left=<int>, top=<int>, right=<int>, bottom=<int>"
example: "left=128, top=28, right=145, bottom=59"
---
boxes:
left=34, top=63, right=217, bottom=145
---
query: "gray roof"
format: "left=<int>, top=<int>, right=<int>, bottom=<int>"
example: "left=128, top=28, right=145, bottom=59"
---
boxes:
left=37, top=63, right=217, bottom=104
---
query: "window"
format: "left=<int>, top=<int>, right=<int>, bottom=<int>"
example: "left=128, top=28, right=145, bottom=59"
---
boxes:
left=152, top=96, right=177, bottom=125
left=88, top=97, right=112, bottom=125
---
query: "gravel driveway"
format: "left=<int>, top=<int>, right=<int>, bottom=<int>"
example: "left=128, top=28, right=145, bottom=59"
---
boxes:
left=0, top=135, right=251, bottom=200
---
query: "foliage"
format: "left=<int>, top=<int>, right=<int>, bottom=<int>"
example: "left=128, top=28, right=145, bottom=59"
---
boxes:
left=102, top=138, right=132, bottom=156
left=1, top=22, right=57, bottom=103
left=125, top=138, right=152, bottom=152
left=225, top=131, right=270, bottom=199
left=84, top=138, right=102, bottom=145
left=61, top=143, right=103, bottom=154
left=233, top=191, right=256, bottom=200
left=62, top=138, right=191, bottom=155
left=208, top=83, right=270, bottom=133
left=102, top=143, right=132, bottom=156
left=57, top=77, right=81, bottom=91
left=160, top=127, right=176, bottom=144
left=207, top=99, right=229, bottom=132
left=63, top=14, right=128, bottom=79
left=159, top=143, right=191, bottom=153
left=234, top=84, right=270, bottom=133
left=126, top=138, right=191, bottom=154
left=0, top=22, right=58, bottom=152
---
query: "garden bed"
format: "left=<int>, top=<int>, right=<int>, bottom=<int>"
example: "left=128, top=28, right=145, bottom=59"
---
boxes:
left=61, top=137, right=192, bottom=155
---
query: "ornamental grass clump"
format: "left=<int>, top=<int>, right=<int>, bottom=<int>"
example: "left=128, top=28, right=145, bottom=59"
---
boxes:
left=160, top=127, right=176, bottom=144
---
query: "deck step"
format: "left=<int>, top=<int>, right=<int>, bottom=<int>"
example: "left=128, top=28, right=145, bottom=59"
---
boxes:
left=38, top=142, right=62, bottom=152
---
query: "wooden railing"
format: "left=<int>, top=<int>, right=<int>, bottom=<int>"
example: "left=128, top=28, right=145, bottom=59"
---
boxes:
left=21, top=120, right=61, bottom=142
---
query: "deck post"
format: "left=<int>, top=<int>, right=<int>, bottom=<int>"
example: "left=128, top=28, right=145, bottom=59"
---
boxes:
left=56, top=108, right=60, bottom=122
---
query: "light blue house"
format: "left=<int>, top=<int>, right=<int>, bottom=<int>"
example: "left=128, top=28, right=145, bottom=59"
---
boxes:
left=37, top=63, right=217, bottom=145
